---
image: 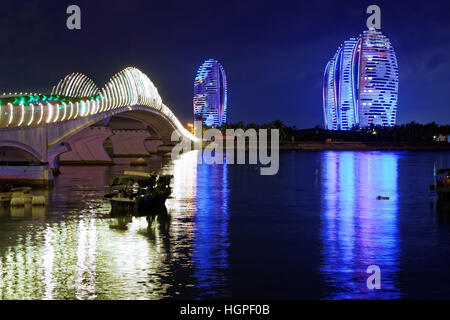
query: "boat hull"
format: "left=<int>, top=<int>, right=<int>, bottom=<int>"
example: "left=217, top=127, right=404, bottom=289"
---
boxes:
left=110, top=195, right=168, bottom=216
left=437, top=186, right=450, bottom=201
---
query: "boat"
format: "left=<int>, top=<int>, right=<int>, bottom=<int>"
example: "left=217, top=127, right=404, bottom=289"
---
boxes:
left=430, top=168, right=450, bottom=200
left=105, top=171, right=173, bottom=214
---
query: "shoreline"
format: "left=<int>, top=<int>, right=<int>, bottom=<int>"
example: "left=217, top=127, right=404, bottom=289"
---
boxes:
left=206, top=140, right=450, bottom=151
left=278, top=141, right=450, bottom=151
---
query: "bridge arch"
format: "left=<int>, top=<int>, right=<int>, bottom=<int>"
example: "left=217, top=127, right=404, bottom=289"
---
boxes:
left=0, top=67, right=196, bottom=144
left=108, top=114, right=163, bottom=140
left=0, top=141, right=43, bottom=162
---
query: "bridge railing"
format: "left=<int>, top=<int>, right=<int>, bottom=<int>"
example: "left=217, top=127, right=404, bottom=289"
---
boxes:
left=0, top=67, right=197, bottom=142
left=0, top=98, right=196, bottom=142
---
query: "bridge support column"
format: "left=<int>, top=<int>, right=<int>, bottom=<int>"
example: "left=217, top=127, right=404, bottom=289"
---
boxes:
left=0, top=126, right=54, bottom=186
left=0, top=164, right=53, bottom=187
left=144, top=138, right=164, bottom=154
left=109, top=129, right=151, bottom=157
left=59, top=127, right=114, bottom=165
left=47, top=142, right=70, bottom=176
left=156, top=145, right=175, bottom=153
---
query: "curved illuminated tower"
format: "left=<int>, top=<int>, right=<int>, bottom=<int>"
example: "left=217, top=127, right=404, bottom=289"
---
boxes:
left=193, top=59, right=227, bottom=127
left=323, top=29, right=398, bottom=130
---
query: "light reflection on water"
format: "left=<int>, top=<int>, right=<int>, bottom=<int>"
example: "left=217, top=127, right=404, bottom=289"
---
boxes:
left=320, top=151, right=401, bottom=299
left=0, top=152, right=230, bottom=299
left=192, top=160, right=229, bottom=296
left=0, top=151, right=449, bottom=299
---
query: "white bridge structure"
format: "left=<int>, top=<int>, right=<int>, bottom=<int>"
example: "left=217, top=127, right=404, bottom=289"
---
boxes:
left=0, top=67, right=196, bottom=185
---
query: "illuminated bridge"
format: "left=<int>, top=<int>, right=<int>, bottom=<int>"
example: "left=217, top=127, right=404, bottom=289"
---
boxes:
left=0, top=67, right=197, bottom=185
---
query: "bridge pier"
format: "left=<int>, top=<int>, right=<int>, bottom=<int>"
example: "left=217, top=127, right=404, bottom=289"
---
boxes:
left=59, top=127, right=114, bottom=165
left=144, top=138, right=164, bottom=154
left=0, top=164, right=53, bottom=187
left=156, top=144, right=176, bottom=153
left=0, top=126, right=54, bottom=186
left=109, top=129, right=152, bottom=157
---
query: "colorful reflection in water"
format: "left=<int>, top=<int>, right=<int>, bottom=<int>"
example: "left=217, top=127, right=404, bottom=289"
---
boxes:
left=320, top=151, right=401, bottom=299
left=0, top=212, right=167, bottom=299
left=0, top=151, right=230, bottom=299
left=1, top=150, right=449, bottom=299
left=163, top=151, right=230, bottom=297
left=192, top=160, right=229, bottom=297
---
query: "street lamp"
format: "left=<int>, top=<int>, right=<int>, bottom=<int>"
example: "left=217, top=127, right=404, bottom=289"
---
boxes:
left=187, top=122, right=194, bottom=134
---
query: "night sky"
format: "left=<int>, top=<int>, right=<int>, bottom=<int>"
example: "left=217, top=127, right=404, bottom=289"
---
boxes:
left=1, top=0, right=449, bottom=127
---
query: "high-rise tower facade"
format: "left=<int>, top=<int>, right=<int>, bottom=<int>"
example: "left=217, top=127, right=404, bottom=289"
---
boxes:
left=323, top=29, right=398, bottom=130
left=193, top=59, right=227, bottom=127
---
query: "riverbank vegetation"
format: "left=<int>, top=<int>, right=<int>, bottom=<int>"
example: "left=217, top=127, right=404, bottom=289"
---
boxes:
left=220, top=121, right=450, bottom=143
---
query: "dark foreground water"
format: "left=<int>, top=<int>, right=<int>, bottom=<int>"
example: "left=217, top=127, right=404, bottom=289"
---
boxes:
left=0, top=151, right=450, bottom=300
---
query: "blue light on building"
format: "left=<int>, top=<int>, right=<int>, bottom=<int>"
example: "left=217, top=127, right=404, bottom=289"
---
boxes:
left=193, top=59, right=228, bottom=127
left=323, top=29, right=399, bottom=130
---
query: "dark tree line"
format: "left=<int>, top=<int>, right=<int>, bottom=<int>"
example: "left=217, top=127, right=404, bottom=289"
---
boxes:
left=220, top=121, right=450, bottom=142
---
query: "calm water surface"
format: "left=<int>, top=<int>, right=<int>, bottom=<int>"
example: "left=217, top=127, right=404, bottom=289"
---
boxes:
left=0, top=151, right=450, bottom=299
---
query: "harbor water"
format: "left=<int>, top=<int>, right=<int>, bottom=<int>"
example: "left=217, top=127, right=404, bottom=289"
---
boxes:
left=0, top=151, right=449, bottom=299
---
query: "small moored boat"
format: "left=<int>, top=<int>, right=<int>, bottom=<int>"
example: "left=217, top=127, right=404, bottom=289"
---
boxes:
left=430, top=168, right=450, bottom=200
left=105, top=171, right=173, bottom=213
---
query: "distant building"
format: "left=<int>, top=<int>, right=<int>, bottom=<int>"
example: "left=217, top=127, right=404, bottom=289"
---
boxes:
left=434, top=134, right=449, bottom=142
left=193, top=59, right=228, bottom=127
left=323, top=29, right=399, bottom=130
